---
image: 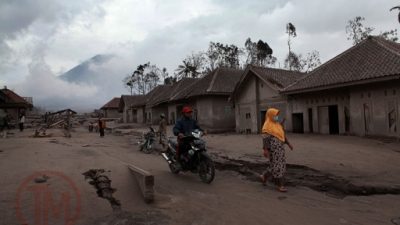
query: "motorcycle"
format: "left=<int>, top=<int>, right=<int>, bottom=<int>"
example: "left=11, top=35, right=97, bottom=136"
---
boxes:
left=161, top=130, right=215, bottom=184
left=139, top=127, right=156, bottom=154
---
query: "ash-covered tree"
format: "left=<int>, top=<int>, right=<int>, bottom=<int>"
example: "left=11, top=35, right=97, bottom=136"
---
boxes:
left=345, top=17, right=374, bottom=45
left=131, top=62, right=150, bottom=95
left=346, top=16, right=398, bottom=45
left=244, top=38, right=276, bottom=67
left=284, top=50, right=321, bottom=73
left=205, top=42, right=241, bottom=70
left=124, top=62, right=163, bottom=95
left=144, top=65, right=161, bottom=92
left=123, top=75, right=135, bottom=95
left=284, top=52, right=302, bottom=72
left=286, top=22, right=297, bottom=70
left=301, top=50, right=321, bottom=73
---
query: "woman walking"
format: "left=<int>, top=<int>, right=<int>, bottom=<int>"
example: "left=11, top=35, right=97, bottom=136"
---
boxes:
left=260, top=108, right=293, bottom=192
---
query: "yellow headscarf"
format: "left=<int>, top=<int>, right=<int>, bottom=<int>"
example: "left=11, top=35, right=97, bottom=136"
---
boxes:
left=262, top=108, right=285, bottom=142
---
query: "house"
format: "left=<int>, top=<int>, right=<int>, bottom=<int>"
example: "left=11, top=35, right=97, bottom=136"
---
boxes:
left=231, top=65, right=304, bottom=133
left=100, top=97, right=122, bottom=119
left=0, top=87, right=33, bottom=122
left=138, top=78, right=200, bottom=126
left=118, top=95, right=146, bottom=123
left=166, top=78, right=199, bottom=125
left=177, top=67, right=243, bottom=132
left=282, top=36, right=400, bottom=137
left=144, top=85, right=174, bottom=124
left=129, top=96, right=147, bottom=124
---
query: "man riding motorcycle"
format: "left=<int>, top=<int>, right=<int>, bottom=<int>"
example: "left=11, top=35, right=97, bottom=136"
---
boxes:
left=173, top=106, right=205, bottom=163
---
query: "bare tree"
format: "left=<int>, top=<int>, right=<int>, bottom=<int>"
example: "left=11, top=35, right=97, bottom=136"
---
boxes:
left=286, top=23, right=297, bottom=70
left=284, top=50, right=321, bottom=72
left=123, top=75, right=134, bottom=95
left=284, top=52, right=302, bottom=72
left=346, top=17, right=374, bottom=45
left=301, top=50, right=321, bottom=73
left=346, top=16, right=398, bottom=44
left=205, top=42, right=242, bottom=70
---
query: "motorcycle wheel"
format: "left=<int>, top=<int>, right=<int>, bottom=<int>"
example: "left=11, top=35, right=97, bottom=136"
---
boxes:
left=169, top=163, right=180, bottom=174
left=198, top=157, right=215, bottom=184
left=142, top=141, right=153, bottom=154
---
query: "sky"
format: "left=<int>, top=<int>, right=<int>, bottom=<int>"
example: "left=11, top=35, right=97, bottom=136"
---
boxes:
left=0, top=0, right=399, bottom=112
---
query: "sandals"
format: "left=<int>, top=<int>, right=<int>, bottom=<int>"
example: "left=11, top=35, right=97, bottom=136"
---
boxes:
left=277, top=186, right=288, bottom=192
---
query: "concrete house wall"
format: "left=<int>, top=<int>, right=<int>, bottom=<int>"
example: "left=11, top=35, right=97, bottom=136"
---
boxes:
left=122, top=105, right=132, bottom=123
left=195, top=96, right=235, bottom=132
left=130, top=106, right=145, bottom=123
left=286, top=88, right=350, bottom=135
left=349, top=80, right=400, bottom=137
left=151, top=104, right=169, bottom=125
left=103, top=109, right=121, bottom=119
left=285, top=80, right=400, bottom=138
left=234, top=74, right=288, bottom=134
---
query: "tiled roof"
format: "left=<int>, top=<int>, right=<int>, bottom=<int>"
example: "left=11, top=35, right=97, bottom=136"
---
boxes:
left=0, top=88, right=33, bottom=107
left=169, top=78, right=199, bottom=101
left=231, top=65, right=304, bottom=100
left=101, top=97, right=120, bottom=109
left=119, top=95, right=146, bottom=111
left=186, top=67, right=243, bottom=98
left=170, top=78, right=200, bottom=101
left=250, top=66, right=304, bottom=89
left=284, top=36, right=400, bottom=93
left=146, top=85, right=174, bottom=106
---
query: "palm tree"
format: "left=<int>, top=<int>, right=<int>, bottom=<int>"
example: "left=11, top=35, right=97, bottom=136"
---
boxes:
left=175, top=58, right=201, bottom=79
left=176, top=60, right=192, bottom=78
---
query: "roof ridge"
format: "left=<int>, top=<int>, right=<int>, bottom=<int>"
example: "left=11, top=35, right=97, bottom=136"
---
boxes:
left=206, top=68, right=219, bottom=92
left=283, top=38, right=371, bottom=91
left=249, top=67, right=282, bottom=91
left=372, top=36, right=400, bottom=57
left=251, top=65, right=304, bottom=74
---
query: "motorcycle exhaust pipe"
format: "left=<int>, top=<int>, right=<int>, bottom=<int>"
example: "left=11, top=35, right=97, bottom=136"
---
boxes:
left=161, top=153, right=172, bottom=164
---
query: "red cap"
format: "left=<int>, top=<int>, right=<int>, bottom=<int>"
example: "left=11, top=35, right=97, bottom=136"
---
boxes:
left=182, top=106, right=193, bottom=113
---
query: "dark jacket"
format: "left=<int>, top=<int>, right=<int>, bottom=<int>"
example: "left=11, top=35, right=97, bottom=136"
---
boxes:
left=173, top=117, right=202, bottom=136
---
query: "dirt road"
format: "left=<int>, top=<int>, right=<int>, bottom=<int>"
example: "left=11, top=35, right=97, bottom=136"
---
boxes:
left=0, top=127, right=399, bottom=225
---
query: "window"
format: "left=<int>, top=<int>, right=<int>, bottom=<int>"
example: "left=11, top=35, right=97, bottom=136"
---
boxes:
left=224, top=106, right=232, bottom=114
left=245, top=113, right=251, bottom=119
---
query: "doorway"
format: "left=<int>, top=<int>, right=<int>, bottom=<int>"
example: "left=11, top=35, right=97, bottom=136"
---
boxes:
left=292, top=113, right=304, bottom=133
left=260, top=110, right=267, bottom=127
left=308, top=108, right=313, bottom=133
left=328, top=105, right=339, bottom=134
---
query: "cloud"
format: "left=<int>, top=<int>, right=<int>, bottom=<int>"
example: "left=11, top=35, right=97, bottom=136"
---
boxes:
left=1, top=0, right=400, bottom=111
left=14, top=57, right=99, bottom=112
